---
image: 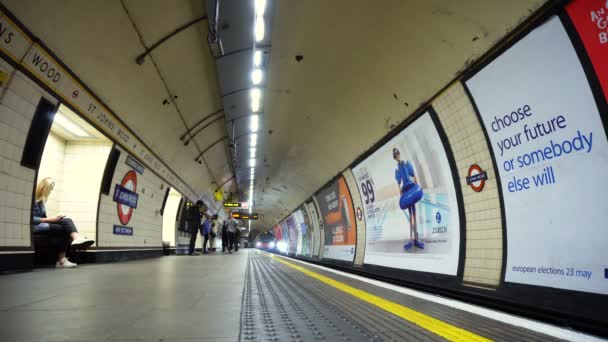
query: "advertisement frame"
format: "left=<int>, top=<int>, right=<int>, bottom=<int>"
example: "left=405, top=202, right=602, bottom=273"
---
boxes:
left=349, top=106, right=466, bottom=279
left=313, top=175, right=358, bottom=264
left=462, top=5, right=608, bottom=290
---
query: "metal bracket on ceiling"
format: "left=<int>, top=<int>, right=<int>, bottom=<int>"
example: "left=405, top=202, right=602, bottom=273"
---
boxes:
left=195, top=135, right=229, bottom=163
left=184, top=113, right=225, bottom=146
left=180, top=108, right=224, bottom=141
left=135, top=14, right=209, bottom=65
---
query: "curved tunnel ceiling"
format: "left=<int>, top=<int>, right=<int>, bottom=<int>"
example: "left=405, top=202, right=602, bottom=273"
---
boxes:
left=2, top=0, right=546, bottom=232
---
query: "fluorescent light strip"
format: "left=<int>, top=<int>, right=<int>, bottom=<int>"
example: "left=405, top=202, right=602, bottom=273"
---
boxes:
left=255, top=16, right=265, bottom=42
left=251, top=69, right=263, bottom=85
left=254, top=50, right=262, bottom=67
left=251, top=133, right=258, bottom=147
left=54, top=112, right=90, bottom=137
left=249, top=158, right=256, bottom=167
left=251, top=88, right=261, bottom=112
left=255, top=0, right=266, bottom=16
left=250, top=115, right=259, bottom=132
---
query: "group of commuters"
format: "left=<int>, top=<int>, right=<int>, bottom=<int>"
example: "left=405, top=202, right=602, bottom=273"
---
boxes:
left=187, top=200, right=241, bottom=255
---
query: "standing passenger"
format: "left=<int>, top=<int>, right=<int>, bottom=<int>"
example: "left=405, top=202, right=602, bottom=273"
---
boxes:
left=221, top=220, right=229, bottom=252
left=209, top=215, right=218, bottom=252
left=201, top=214, right=211, bottom=254
left=227, top=217, right=237, bottom=254
left=188, top=201, right=204, bottom=255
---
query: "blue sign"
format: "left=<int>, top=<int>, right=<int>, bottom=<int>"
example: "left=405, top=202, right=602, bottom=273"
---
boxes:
left=113, top=184, right=139, bottom=208
left=605, top=268, right=608, bottom=279
left=113, top=225, right=133, bottom=236
left=126, top=155, right=144, bottom=174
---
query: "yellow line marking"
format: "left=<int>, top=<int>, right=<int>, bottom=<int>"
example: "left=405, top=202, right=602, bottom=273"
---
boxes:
left=267, top=254, right=493, bottom=342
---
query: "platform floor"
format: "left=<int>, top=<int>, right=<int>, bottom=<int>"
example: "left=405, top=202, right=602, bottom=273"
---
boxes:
left=0, top=250, right=599, bottom=342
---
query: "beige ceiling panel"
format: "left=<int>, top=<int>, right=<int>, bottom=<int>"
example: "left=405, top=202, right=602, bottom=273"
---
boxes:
left=122, top=0, right=222, bottom=127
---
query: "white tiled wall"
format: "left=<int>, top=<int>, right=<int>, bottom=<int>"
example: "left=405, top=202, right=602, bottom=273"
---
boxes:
left=97, top=146, right=167, bottom=248
left=37, top=132, right=65, bottom=214
left=432, top=83, right=503, bottom=286
left=37, top=134, right=112, bottom=246
left=0, top=57, right=57, bottom=248
left=62, top=142, right=112, bottom=242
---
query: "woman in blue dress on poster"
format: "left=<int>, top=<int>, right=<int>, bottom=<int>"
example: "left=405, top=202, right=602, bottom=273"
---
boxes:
left=393, top=148, right=424, bottom=251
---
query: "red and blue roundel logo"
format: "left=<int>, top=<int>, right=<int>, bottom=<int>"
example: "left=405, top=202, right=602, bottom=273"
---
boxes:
left=117, top=170, right=137, bottom=225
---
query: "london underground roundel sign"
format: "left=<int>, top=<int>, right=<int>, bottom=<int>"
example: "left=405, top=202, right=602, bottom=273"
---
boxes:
left=117, top=170, right=137, bottom=224
left=466, top=164, right=487, bottom=192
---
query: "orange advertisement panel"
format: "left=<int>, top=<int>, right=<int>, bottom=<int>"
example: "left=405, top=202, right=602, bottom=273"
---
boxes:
left=314, top=176, right=356, bottom=261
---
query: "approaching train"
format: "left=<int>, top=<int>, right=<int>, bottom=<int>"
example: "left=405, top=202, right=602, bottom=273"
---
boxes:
left=255, top=232, right=276, bottom=251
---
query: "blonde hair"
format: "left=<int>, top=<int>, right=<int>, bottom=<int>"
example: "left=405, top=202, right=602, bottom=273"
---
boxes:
left=35, top=177, right=55, bottom=203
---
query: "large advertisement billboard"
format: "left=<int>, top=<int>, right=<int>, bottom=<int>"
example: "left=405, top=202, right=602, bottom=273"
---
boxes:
left=286, top=215, right=298, bottom=254
left=276, top=221, right=289, bottom=254
left=314, top=176, right=357, bottom=262
left=465, top=16, right=608, bottom=294
left=294, top=207, right=311, bottom=256
left=306, top=201, right=322, bottom=257
left=352, top=112, right=461, bottom=275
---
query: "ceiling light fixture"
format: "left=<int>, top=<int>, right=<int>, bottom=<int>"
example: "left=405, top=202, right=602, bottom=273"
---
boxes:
left=251, top=69, right=263, bottom=85
left=249, top=158, right=256, bottom=167
left=250, top=146, right=256, bottom=157
left=250, top=114, right=259, bottom=132
left=255, top=0, right=267, bottom=16
left=250, top=133, right=258, bottom=147
left=54, top=112, right=90, bottom=138
left=250, top=88, right=261, bottom=112
left=253, top=50, right=262, bottom=67
left=254, top=16, right=265, bottom=42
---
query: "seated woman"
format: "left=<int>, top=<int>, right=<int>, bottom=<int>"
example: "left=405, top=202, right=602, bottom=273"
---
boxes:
left=32, top=177, right=94, bottom=268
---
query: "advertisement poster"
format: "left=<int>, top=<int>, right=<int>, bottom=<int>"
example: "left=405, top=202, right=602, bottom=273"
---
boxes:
left=306, top=201, right=321, bottom=257
left=286, top=215, right=298, bottom=254
left=297, top=206, right=312, bottom=257
left=352, top=113, right=460, bottom=275
left=567, top=0, right=608, bottom=101
left=465, top=16, right=608, bottom=294
left=314, top=177, right=356, bottom=262
left=273, top=224, right=282, bottom=244
left=275, top=221, right=289, bottom=254
left=293, top=210, right=304, bottom=255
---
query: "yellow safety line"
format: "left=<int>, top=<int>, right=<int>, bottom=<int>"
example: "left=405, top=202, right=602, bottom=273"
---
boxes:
left=267, top=254, right=493, bottom=342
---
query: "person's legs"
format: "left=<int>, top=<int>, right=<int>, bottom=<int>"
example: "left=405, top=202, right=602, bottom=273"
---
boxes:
left=403, top=207, right=414, bottom=251
left=48, top=223, right=76, bottom=267
left=228, top=232, right=235, bottom=253
left=60, top=218, right=94, bottom=249
left=189, top=229, right=198, bottom=254
left=412, top=205, right=424, bottom=249
left=202, top=234, right=209, bottom=253
left=209, top=236, right=216, bottom=252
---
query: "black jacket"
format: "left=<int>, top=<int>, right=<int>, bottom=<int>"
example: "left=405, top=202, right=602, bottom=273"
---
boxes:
left=187, top=206, right=202, bottom=233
